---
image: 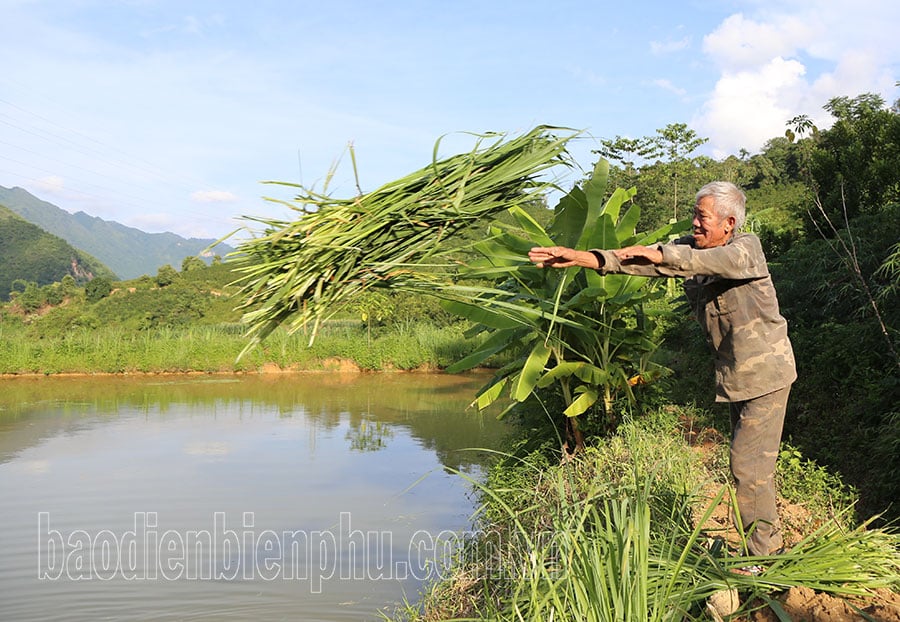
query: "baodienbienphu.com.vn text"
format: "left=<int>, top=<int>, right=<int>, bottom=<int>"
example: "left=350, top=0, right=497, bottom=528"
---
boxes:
left=37, top=511, right=544, bottom=592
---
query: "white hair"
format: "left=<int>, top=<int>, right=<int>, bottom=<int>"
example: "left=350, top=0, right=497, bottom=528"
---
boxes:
left=695, top=181, right=746, bottom=230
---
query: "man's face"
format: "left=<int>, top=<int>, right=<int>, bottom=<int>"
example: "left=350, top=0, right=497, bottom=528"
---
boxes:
left=692, top=196, right=734, bottom=249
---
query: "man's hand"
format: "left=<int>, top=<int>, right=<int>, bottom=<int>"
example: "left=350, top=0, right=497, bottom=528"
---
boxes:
left=528, top=246, right=600, bottom=269
left=614, top=245, right=663, bottom=265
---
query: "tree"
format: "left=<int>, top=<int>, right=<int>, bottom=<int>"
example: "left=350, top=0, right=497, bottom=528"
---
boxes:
left=806, top=94, right=900, bottom=223
left=60, top=275, right=78, bottom=298
left=10, top=280, right=44, bottom=312
left=651, top=123, right=709, bottom=220
left=759, top=136, right=804, bottom=184
left=155, top=264, right=179, bottom=287
left=181, top=256, right=206, bottom=272
left=43, top=281, right=64, bottom=306
left=597, top=135, right=657, bottom=178
left=598, top=124, right=709, bottom=230
left=85, top=276, right=112, bottom=303
left=352, top=290, right=393, bottom=344
left=445, top=160, right=687, bottom=454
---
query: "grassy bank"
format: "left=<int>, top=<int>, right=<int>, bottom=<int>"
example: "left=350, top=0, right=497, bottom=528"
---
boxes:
left=0, top=321, right=478, bottom=375
left=387, top=407, right=900, bottom=621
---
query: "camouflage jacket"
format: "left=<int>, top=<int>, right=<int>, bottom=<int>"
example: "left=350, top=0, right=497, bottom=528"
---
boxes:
left=595, top=233, right=797, bottom=402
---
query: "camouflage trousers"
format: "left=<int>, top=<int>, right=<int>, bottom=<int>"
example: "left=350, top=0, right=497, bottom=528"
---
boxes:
left=729, top=386, right=790, bottom=556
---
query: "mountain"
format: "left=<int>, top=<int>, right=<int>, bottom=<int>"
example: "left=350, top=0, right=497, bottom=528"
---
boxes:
left=0, top=186, right=234, bottom=279
left=0, top=204, right=117, bottom=300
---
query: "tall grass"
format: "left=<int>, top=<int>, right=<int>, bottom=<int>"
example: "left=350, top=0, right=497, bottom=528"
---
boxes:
left=462, top=429, right=723, bottom=621
left=476, top=479, right=899, bottom=622
left=391, top=412, right=900, bottom=621
left=0, top=321, right=479, bottom=374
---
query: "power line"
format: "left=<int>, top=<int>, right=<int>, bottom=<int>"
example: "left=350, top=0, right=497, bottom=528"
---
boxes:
left=0, top=80, right=249, bottom=233
left=0, top=93, right=221, bottom=196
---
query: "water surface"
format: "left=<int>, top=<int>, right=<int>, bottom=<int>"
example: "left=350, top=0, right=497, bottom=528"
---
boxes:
left=0, top=372, right=511, bottom=621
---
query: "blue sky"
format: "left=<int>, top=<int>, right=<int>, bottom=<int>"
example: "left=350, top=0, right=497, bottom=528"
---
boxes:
left=1, top=0, right=898, bottom=240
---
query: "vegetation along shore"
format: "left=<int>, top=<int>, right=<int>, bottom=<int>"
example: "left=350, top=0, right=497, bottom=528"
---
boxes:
left=3, top=93, right=899, bottom=620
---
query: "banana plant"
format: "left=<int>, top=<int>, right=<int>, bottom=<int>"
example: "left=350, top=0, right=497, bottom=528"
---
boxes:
left=444, top=160, right=688, bottom=453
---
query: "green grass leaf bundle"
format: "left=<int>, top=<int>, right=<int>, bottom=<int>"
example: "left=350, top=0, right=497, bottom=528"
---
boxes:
left=231, top=126, right=577, bottom=353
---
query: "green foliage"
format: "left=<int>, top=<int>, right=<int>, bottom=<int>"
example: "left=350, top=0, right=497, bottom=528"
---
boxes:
left=777, top=444, right=857, bottom=515
left=445, top=160, right=687, bottom=443
left=72, top=322, right=466, bottom=373
left=662, top=199, right=900, bottom=519
left=352, top=290, right=393, bottom=326
left=349, top=290, right=393, bottom=345
left=400, top=409, right=897, bottom=622
left=0, top=184, right=234, bottom=280
left=779, top=315, right=898, bottom=518
left=14, top=258, right=247, bottom=340
left=231, top=126, right=576, bottom=354
left=85, top=276, right=112, bottom=302
left=0, top=204, right=115, bottom=300
left=384, top=291, right=458, bottom=330
left=181, top=255, right=206, bottom=272
left=751, top=136, right=805, bottom=186
left=179, top=256, right=244, bottom=289
left=88, top=283, right=222, bottom=330
left=598, top=123, right=710, bottom=229
left=155, top=264, right=179, bottom=287
left=60, top=275, right=78, bottom=297
left=776, top=205, right=900, bottom=329
left=0, top=251, right=482, bottom=373
left=460, top=419, right=713, bottom=621
left=10, top=281, right=45, bottom=312
left=784, top=218, right=896, bottom=512
left=806, top=93, right=900, bottom=223
left=744, top=186, right=811, bottom=257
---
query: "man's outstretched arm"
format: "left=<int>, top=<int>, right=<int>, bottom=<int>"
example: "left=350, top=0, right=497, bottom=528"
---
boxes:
left=528, top=246, right=601, bottom=269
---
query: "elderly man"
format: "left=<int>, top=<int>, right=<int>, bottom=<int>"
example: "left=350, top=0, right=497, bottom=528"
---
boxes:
left=528, top=180, right=796, bottom=558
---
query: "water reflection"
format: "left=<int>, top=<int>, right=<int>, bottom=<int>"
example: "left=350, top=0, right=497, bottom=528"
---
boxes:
left=0, top=372, right=507, bottom=470
left=0, top=372, right=511, bottom=622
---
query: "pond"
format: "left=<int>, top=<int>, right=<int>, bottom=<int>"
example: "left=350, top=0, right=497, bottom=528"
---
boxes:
left=0, top=372, right=514, bottom=621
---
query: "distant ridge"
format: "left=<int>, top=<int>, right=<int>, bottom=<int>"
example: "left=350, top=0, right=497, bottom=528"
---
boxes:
left=0, top=203, right=116, bottom=300
left=0, top=185, right=234, bottom=279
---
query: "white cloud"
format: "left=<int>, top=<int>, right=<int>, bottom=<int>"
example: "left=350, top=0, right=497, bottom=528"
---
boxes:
left=34, top=175, right=67, bottom=195
left=779, top=0, right=900, bottom=61
left=809, top=49, right=897, bottom=104
left=190, top=190, right=238, bottom=203
left=29, top=176, right=95, bottom=204
left=693, top=57, right=807, bottom=157
left=696, top=1, right=900, bottom=157
left=702, top=13, right=815, bottom=70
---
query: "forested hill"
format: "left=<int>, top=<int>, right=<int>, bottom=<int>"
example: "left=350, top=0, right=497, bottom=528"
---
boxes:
left=0, top=185, right=233, bottom=279
left=0, top=204, right=116, bottom=300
